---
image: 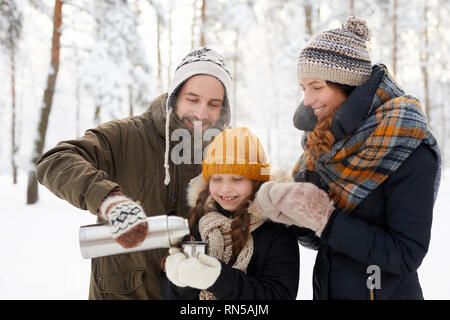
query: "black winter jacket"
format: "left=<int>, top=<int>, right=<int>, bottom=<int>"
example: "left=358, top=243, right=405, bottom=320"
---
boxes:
left=292, top=65, right=440, bottom=300
left=295, top=143, right=438, bottom=300
left=161, top=205, right=300, bottom=300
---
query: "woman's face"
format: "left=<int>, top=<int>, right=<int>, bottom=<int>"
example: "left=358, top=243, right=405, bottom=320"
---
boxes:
left=209, top=174, right=254, bottom=212
left=300, top=78, right=348, bottom=121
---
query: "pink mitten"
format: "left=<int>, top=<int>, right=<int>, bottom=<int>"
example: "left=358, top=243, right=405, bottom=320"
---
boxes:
left=254, top=182, right=335, bottom=236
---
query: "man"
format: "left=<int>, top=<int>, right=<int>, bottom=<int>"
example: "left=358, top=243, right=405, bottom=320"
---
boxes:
left=36, top=47, right=232, bottom=299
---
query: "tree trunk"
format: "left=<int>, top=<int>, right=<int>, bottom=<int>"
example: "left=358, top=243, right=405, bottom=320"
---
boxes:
left=420, top=3, right=431, bottom=123
left=392, top=0, right=398, bottom=76
left=167, top=4, right=172, bottom=87
left=75, top=77, right=81, bottom=137
left=128, top=84, right=133, bottom=116
left=200, top=0, right=206, bottom=46
left=438, top=0, right=447, bottom=164
left=304, top=3, right=313, bottom=39
left=156, top=15, right=163, bottom=92
left=10, top=43, right=18, bottom=184
left=27, top=0, right=63, bottom=204
left=231, top=30, right=239, bottom=127
left=440, top=84, right=446, bottom=165
left=191, top=0, right=197, bottom=48
left=94, top=101, right=101, bottom=124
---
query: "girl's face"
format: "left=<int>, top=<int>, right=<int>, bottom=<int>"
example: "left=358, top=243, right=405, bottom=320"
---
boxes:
left=300, top=78, right=348, bottom=121
left=209, top=174, right=254, bottom=212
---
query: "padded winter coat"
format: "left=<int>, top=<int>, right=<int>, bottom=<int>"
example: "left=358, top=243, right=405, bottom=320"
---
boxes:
left=36, top=93, right=229, bottom=299
left=293, top=66, right=440, bottom=300
left=161, top=171, right=300, bottom=300
left=295, top=144, right=438, bottom=300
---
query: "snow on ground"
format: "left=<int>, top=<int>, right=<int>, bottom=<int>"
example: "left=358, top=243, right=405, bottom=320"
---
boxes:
left=1, top=171, right=449, bottom=300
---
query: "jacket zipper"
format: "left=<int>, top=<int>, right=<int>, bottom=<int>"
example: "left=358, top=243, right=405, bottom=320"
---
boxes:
left=369, top=288, right=375, bottom=300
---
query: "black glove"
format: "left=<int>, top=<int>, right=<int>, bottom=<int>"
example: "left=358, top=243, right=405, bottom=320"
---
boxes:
left=293, top=100, right=318, bottom=132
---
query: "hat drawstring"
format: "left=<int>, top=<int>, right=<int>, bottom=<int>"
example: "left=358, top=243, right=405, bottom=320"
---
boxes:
left=164, top=107, right=172, bottom=186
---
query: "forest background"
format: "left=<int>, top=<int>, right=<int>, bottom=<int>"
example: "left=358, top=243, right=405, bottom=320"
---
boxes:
left=0, top=0, right=449, bottom=299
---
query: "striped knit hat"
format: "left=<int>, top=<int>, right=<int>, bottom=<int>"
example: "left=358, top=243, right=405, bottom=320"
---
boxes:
left=202, top=127, right=271, bottom=182
left=297, top=16, right=372, bottom=86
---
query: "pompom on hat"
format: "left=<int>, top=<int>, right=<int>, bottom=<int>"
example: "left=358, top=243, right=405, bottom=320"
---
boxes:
left=297, top=16, right=372, bottom=86
left=202, top=127, right=271, bottom=182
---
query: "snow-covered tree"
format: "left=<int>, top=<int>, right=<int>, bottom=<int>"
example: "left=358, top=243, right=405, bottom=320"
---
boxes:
left=0, top=0, right=23, bottom=183
left=77, top=0, right=155, bottom=124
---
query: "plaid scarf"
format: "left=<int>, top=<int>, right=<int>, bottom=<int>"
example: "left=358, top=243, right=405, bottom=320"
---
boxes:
left=293, top=66, right=441, bottom=212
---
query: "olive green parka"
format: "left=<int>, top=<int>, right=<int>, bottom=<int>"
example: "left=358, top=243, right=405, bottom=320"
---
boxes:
left=36, top=93, right=230, bottom=299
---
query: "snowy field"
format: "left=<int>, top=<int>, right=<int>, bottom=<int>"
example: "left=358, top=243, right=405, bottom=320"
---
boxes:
left=1, top=170, right=449, bottom=300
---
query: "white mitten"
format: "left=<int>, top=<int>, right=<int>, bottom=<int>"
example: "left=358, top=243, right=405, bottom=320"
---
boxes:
left=165, top=248, right=188, bottom=288
left=178, top=254, right=221, bottom=290
left=99, top=194, right=148, bottom=248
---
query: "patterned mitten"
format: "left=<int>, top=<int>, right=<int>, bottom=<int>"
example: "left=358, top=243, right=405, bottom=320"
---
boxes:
left=99, top=192, right=148, bottom=248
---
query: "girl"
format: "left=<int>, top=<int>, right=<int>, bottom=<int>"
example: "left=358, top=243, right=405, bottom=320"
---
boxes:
left=256, top=16, right=441, bottom=300
left=161, top=127, right=332, bottom=300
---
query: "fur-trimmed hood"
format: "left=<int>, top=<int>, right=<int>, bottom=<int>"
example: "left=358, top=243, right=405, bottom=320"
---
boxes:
left=186, top=168, right=293, bottom=210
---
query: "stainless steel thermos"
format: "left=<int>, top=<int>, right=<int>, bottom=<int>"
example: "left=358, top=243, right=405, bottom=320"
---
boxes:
left=79, top=215, right=190, bottom=259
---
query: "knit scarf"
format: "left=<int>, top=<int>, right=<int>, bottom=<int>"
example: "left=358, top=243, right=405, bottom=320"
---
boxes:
left=197, top=196, right=266, bottom=300
left=293, top=65, right=441, bottom=212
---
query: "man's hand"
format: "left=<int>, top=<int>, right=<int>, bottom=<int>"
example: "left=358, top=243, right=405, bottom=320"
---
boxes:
left=99, top=193, right=148, bottom=248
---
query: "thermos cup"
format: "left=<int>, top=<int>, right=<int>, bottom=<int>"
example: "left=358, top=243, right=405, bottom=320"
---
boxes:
left=182, top=241, right=208, bottom=258
left=79, top=215, right=190, bottom=259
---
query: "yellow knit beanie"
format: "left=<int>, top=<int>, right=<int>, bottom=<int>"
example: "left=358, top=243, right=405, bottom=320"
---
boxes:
left=202, top=127, right=271, bottom=182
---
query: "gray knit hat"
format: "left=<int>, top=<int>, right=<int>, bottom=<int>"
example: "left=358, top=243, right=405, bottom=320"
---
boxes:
left=297, top=16, right=372, bottom=86
left=163, top=47, right=232, bottom=185
left=166, top=47, right=232, bottom=113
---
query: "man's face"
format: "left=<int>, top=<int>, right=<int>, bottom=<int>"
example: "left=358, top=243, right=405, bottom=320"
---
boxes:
left=175, top=75, right=225, bottom=131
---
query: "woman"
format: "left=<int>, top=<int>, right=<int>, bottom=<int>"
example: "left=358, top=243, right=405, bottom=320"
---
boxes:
left=256, top=16, right=441, bottom=299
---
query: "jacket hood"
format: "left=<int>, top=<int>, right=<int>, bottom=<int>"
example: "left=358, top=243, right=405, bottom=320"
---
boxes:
left=148, top=92, right=231, bottom=185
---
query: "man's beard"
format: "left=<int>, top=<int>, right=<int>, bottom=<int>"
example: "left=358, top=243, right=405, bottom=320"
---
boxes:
left=180, top=115, right=214, bottom=131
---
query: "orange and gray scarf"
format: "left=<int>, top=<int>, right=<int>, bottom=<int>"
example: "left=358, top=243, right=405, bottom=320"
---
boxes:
left=293, top=65, right=441, bottom=212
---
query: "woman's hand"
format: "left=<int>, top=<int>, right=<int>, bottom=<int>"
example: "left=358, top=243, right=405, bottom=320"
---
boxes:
left=254, top=182, right=335, bottom=236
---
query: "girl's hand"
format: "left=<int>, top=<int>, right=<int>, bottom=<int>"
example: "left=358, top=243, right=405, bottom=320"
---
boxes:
left=178, top=254, right=221, bottom=290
